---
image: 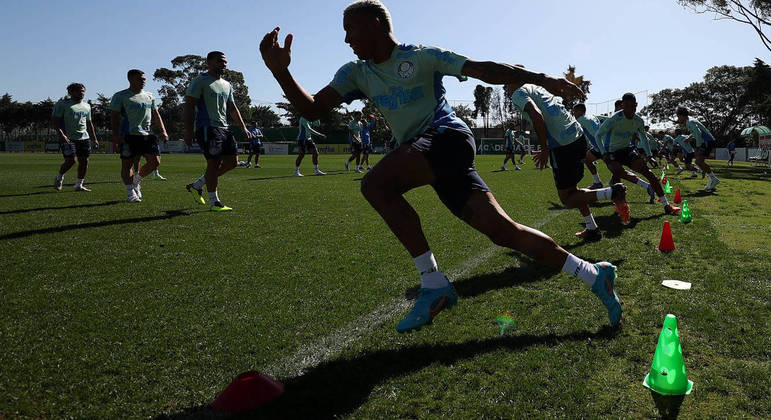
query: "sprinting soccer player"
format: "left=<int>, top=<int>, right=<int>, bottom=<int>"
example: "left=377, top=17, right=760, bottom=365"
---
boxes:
left=727, top=139, right=736, bottom=166
left=673, top=129, right=699, bottom=177
left=677, top=107, right=720, bottom=191
left=346, top=111, right=363, bottom=172
left=110, top=69, right=169, bottom=203
left=295, top=116, right=327, bottom=176
left=246, top=124, right=264, bottom=168
left=361, top=114, right=376, bottom=170
left=572, top=103, right=606, bottom=189
left=508, top=83, right=629, bottom=240
left=595, top=93, right=680, bottom=214
left=501, top=123, right=522, bottom=170
left=184, top=51, right=253, bottom=211
left=638, top=126, right=659, bottom=169
left=648, top=131, right=663, bottom=168
left=52, top=83, right=99, bottom=192
left=260, top=0, right=623, bottom=332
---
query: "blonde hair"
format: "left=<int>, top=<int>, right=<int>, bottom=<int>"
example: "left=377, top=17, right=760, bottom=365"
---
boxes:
left=344, top=0, right=393, bottom=32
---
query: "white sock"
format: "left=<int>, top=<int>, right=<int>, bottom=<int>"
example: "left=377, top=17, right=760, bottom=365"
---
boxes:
left=562, top=254, right=599, bottom=287
left=636, top=179, right=650, bottom=190
left=125, top=184, right=134, bottom=194
left=314, top=164, right=319, bottom=170
left=596, top=187, right=612, bottom=201
left=414, top=250, right=449, bottom=289
left=295, top=166, right=300, bottom=172
left=660, top=195, right=669, bottom=206
left=193, top=175, right=205, bottom=189
left=56, top=173, right=64, bottom=181
left=585, top=214, right=598, bottom=230
left=133, top=173, right=144, bottom=186
left=154, top=169, right=160, bottom=176
left=592, top=173, right=601, bottom=183
left=75, top=178, right=83, bottom=187
left=708, top=172, right=718, bottom=181
left=208, top=191, right=219, bottom=205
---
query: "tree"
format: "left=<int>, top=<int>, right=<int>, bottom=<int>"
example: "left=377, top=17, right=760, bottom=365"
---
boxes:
left=89, top=94, right=112, bottom=132
left=250, top=105, right=281, bottom=128
left=153, top=55, right=253, bottom=136
left=641, top=64, right=757, bottom=145
left=451, top=104, right=476, bottom=128
left=473, top=85, right=493, bottom=136
left=744, top=58, right=771, bottom=125
left=564, top=66, right=592, bottom=111
left=275, top=100, right=300, bottom=127
left=678, top=0, right=771, bottom=52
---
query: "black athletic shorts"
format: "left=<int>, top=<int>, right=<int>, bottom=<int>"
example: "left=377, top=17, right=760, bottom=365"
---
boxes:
left=505, top=146, right=514, bottom=154
left=607, top=146, right=641, bottom=167
left=120, top=134, right=159, bottom=160
left=196, top=126, right=237, bottom=160
left=351, top=142, right=362, bottom=154
left=250, top=143, right=263, bottom=154
left=405, top=127, right=490, bottom=218
left=550, top=136, right=587, bottom=190
left=636, top=147, right=648, bottom=157
left=696, top=142, right=715, bottom=157
left=684, top=152, right=695, bottom=165
left=297, top=138, right=316, bottom=154
left=589, top=148, right=603, bottom=159
left=62, top=139, right=91, bottom=158
left=362, top=143, right=373, bottom=154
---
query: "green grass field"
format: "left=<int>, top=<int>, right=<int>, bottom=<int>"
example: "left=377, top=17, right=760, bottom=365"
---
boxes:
left=1, top=152, right=768, bottom=419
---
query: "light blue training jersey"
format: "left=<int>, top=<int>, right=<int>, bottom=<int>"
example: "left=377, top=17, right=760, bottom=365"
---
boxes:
left=594, top=110, right=647, bottom=153
left=185, top=73, right=234, bottom=130
left=504, top=128, right=514, bottom=148
left=298, top=117, right=321, bottom=141
left=684, top=118, right=714, bottom=147
left=52, top=99, right=91, bottom=141
left=109, top=89, right=157, bottom=135
left=348, top=120, right=362, bottom=144
left=361, top=119, right=375, bottom=145
left=329, top=44, right=471, bottom=144
left=674, top=135, right=694, bottom=154
left=576, top=115, right=605, bottom=154
left=510, top=84, right=583, bottom=149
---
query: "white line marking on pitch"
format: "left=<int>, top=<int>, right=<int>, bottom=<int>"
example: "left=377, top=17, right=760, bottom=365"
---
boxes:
left=263, top=209, right=568, bottom=379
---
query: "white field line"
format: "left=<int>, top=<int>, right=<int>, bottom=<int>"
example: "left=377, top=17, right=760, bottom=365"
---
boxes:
left=263, top=209, right=569, bottom=379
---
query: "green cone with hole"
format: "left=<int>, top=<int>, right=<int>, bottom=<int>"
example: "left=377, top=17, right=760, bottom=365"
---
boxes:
left=643, top=314, right=694, bottom=395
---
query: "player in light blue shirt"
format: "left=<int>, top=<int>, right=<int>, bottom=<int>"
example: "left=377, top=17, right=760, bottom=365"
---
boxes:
left=677, top=106, right=720, bottom=191
left=595, top=93, right=679, bottom=213
left=245, top=125, right=264, bottom=168
left=657, top=131, right=684, bottom=173
left=110, top=69, right=169, bottom=202
left=184, top=51, right=253, bottom=211
left=345, top=112, right=364, bottom=172
left=507, top=82, right=629, bottom=239
left=260, top=0, right=622, bottom=331
left=295, top=116, right=327, bottom=176
left=51, top=83, right=99, bottom=192
left=572, top=103, right=609, bottom=189
left=500, top=124, right=522, bottom=170
left=673, top=128, right=701, bottom=177
left=360, top=114, right=376, bottom=170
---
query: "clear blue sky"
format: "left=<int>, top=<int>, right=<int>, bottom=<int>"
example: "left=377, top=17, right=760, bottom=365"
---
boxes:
left=0, top=0, right=766, bottom=114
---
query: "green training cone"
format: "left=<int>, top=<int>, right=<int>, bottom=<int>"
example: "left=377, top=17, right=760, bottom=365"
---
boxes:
left=680, top=200, right=692, bottom=223
left=664, top=180, right=672, bottom=194
left=643, top=314, right=694, bottom=396
left=660, top=171, right=666, bottom=181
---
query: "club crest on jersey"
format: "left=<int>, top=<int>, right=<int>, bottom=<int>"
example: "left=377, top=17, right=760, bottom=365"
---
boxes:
left=397, top=61, right=415, bottom=79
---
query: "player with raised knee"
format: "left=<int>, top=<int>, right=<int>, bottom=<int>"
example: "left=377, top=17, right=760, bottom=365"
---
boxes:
left=295, top=116, right=327, bottom=176
left=677, top=106, right=720, bottom=191
left=110, top=69, right=169, bottom=203
left=572, top=103, right=608, bottom=189
left=595, top=93, right=680, bottom=215
left=184, top=51, right=253, bottom=211
left=52, top=83, right=99, bottom=192
left=260, top=0, right=623, bottom=332
left=673, top=129, right=699, bottom=177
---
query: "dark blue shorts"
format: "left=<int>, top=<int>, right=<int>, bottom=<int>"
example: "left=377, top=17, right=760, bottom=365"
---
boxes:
left=405, top=127, right=490, bottom=218
left=550, top=136, right=587, bottom=190
left=696, top=142, right=715, bottom=157
left=362, top=144, right=373, bottom=154
left=608, top=146, right=641, bottom=167
left=62, top=139, right=91, bottom=158
left=196, top=126, right=237, bottom=160
left=121, top=134, right=159, bottom=160
left=297, top=138, right=316, bottom=154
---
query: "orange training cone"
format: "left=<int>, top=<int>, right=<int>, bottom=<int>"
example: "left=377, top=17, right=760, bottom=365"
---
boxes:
left=211, top=370, right=284, bottom=413
left=673, top=188, right=681, bottom=204
left=658, top=221, right=675, bottom=252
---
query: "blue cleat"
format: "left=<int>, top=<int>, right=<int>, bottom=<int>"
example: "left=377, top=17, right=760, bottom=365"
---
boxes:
left=397, top=283, right=458, bottom=333
left=590, top=262, right=623, bottom=326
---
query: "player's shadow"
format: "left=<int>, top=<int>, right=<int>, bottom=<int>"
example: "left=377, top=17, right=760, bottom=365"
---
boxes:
left=0, top=209, right=197, bottom=240
left=247, top=171, right=348, bottom=181
left=34, top=181, right=120, bottom=188
left=0, top=191, right=59, bottom=199
left=590, top=212, right=666, bottom=240
left=0, top=200, right=122, bottom=216
left=712, top=166, right=770, bottom=182
left=156, top=327, right=620, bottom=420
left=683, top=190, right=717, bottom=198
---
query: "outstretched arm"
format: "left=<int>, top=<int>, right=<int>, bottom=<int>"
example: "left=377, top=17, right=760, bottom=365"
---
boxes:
left=260, top=27, right=343, bottom=120
left=523, top=101, right=549, bottom=169
left=461, top=60, right=585, bottom=100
